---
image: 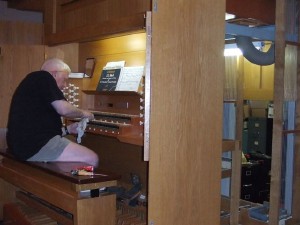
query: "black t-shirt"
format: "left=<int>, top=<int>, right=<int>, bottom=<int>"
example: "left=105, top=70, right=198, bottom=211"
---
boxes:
left=6, top=71, right=66, bottom=160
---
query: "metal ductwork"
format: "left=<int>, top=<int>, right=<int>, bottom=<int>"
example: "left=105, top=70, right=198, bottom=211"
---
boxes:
left=236, top=35, right=275, bottom=65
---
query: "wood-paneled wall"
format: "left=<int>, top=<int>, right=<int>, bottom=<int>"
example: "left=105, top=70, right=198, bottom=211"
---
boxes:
left=0, top=21, right=43, bottom=45
left=0, top=20, right=80, bottom=148
left=0, top=45, right=45, bottom=128
left=243, top=58, right=274, bottom=100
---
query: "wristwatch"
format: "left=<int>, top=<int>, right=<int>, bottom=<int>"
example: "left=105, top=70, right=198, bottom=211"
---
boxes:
left=62, top=125, right=69, bottom=136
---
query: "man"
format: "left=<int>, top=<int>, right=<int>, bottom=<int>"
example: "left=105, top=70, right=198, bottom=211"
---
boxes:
left=6, top=58, right=99, bottom=166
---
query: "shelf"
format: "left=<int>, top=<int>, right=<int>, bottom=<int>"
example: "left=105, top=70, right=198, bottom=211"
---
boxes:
left=222, top=168, right=232, bottom=178
left=82, top=90, right=142, bottom=97
left=222, top=139, right=239, bottom=152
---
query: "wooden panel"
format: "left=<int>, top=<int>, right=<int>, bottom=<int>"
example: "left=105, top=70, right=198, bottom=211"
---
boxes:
left=148, top=0, right=225, bottom=225
left=269, top=0, right=286, bottom=224
left=0, top=43, right=78, bottom=129
left=76, top=194, right=115, bottom=225
left=291, top=36, right=300, bottom=224
left=284, top=45, right=298, bottom=100
left=82, top=134, right=148, bottom=193
left=56, top=0, right=149, bottom=31
left=79, top=32, right=146, bottom=90
left=243, top=58, right=274, bottom=101
left=229, top=139, right=242, bottom=224
left=45, top=43, right=79, bottom=71
left=7, top=0, right=45, bottom=12
left=44, top=0, right=150, bottom=45
left=0, top=21, right=43, bottom=45
left=0, top=45, right=45, bottom=128
left=73, top=33, right=146, bottom=100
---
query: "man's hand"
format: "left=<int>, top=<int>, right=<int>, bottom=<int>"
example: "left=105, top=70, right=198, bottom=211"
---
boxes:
left=67, top=122, right=79, bottom=134
left=81, top=110, right=94, bottom=120
left=52, top=100, right=94, bottom=120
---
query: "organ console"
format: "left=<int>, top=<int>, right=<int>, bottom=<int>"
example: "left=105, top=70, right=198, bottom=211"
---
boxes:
left=67, top=90, right=145, bottom=146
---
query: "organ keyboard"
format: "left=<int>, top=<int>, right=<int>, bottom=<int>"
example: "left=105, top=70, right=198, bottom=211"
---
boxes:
left=67, top=90, right=145, bottom=146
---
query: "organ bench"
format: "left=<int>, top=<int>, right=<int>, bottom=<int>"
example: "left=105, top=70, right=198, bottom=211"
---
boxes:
left=0, top=150, right=121, bottom=225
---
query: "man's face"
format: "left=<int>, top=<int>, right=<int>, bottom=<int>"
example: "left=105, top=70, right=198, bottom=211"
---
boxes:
left=52, top=71, right=69, bottom=90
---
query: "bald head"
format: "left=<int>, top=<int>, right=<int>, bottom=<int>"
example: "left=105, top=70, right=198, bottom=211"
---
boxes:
left=41, top=58, right=71, bottom=90
left=41, top=58, right=71, bottom=73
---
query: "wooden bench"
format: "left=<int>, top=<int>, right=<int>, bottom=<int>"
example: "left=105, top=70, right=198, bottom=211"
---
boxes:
left=0, top=149, right=121, bottom=225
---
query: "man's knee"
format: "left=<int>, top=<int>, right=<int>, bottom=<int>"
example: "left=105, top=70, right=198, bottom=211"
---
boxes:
left=89, top=152, right=99, bottom=167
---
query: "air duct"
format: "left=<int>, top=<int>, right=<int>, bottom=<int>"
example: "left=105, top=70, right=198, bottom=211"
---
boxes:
left=236, top=36, right=275, bottom=65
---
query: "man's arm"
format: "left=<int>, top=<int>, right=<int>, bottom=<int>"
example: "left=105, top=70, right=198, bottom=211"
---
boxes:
left=51, top=99, right=94, bottom=120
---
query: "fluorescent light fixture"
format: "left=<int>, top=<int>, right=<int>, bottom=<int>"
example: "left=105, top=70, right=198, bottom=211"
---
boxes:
left=224, top=43, right=242, bottom=56
left=69, top=72, right=88, bottom=78
left=225, top=13, right=236, bottom=20
left=224, top=42, right=263, bottom=56
left=224, top=48, right=242, bottom=56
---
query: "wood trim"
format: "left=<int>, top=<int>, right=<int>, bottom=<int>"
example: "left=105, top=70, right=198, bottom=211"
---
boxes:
left=230, top=140, right=241, bottom=225
left=143, top=11, right=151, bottom=161
left=289, top=7, right=300, bottom=223
left=231, top=48, right=244, bottom=225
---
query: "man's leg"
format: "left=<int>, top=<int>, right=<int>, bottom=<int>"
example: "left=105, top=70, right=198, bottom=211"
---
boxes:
left=56, top=142, right=99, bottom=167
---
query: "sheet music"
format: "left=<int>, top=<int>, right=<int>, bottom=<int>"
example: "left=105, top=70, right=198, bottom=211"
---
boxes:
left=104, top=61, right=125, bottom=69
left=116, top=66, right=144, bottom=92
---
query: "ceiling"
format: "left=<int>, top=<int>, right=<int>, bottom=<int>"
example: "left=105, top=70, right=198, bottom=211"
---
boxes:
left=226, top=0, right=275, bottom=26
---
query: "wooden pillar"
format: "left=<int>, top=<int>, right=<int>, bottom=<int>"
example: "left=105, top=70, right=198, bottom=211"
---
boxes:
left=148, top=0, right=225, bottom=224
left=290, top=12, right=300, bottom=224
left=269, top=0, right=286, bottom=224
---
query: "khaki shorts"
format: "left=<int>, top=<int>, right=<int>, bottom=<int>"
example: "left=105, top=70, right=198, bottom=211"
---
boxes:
left=27, top=135, right=71, bottom=162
